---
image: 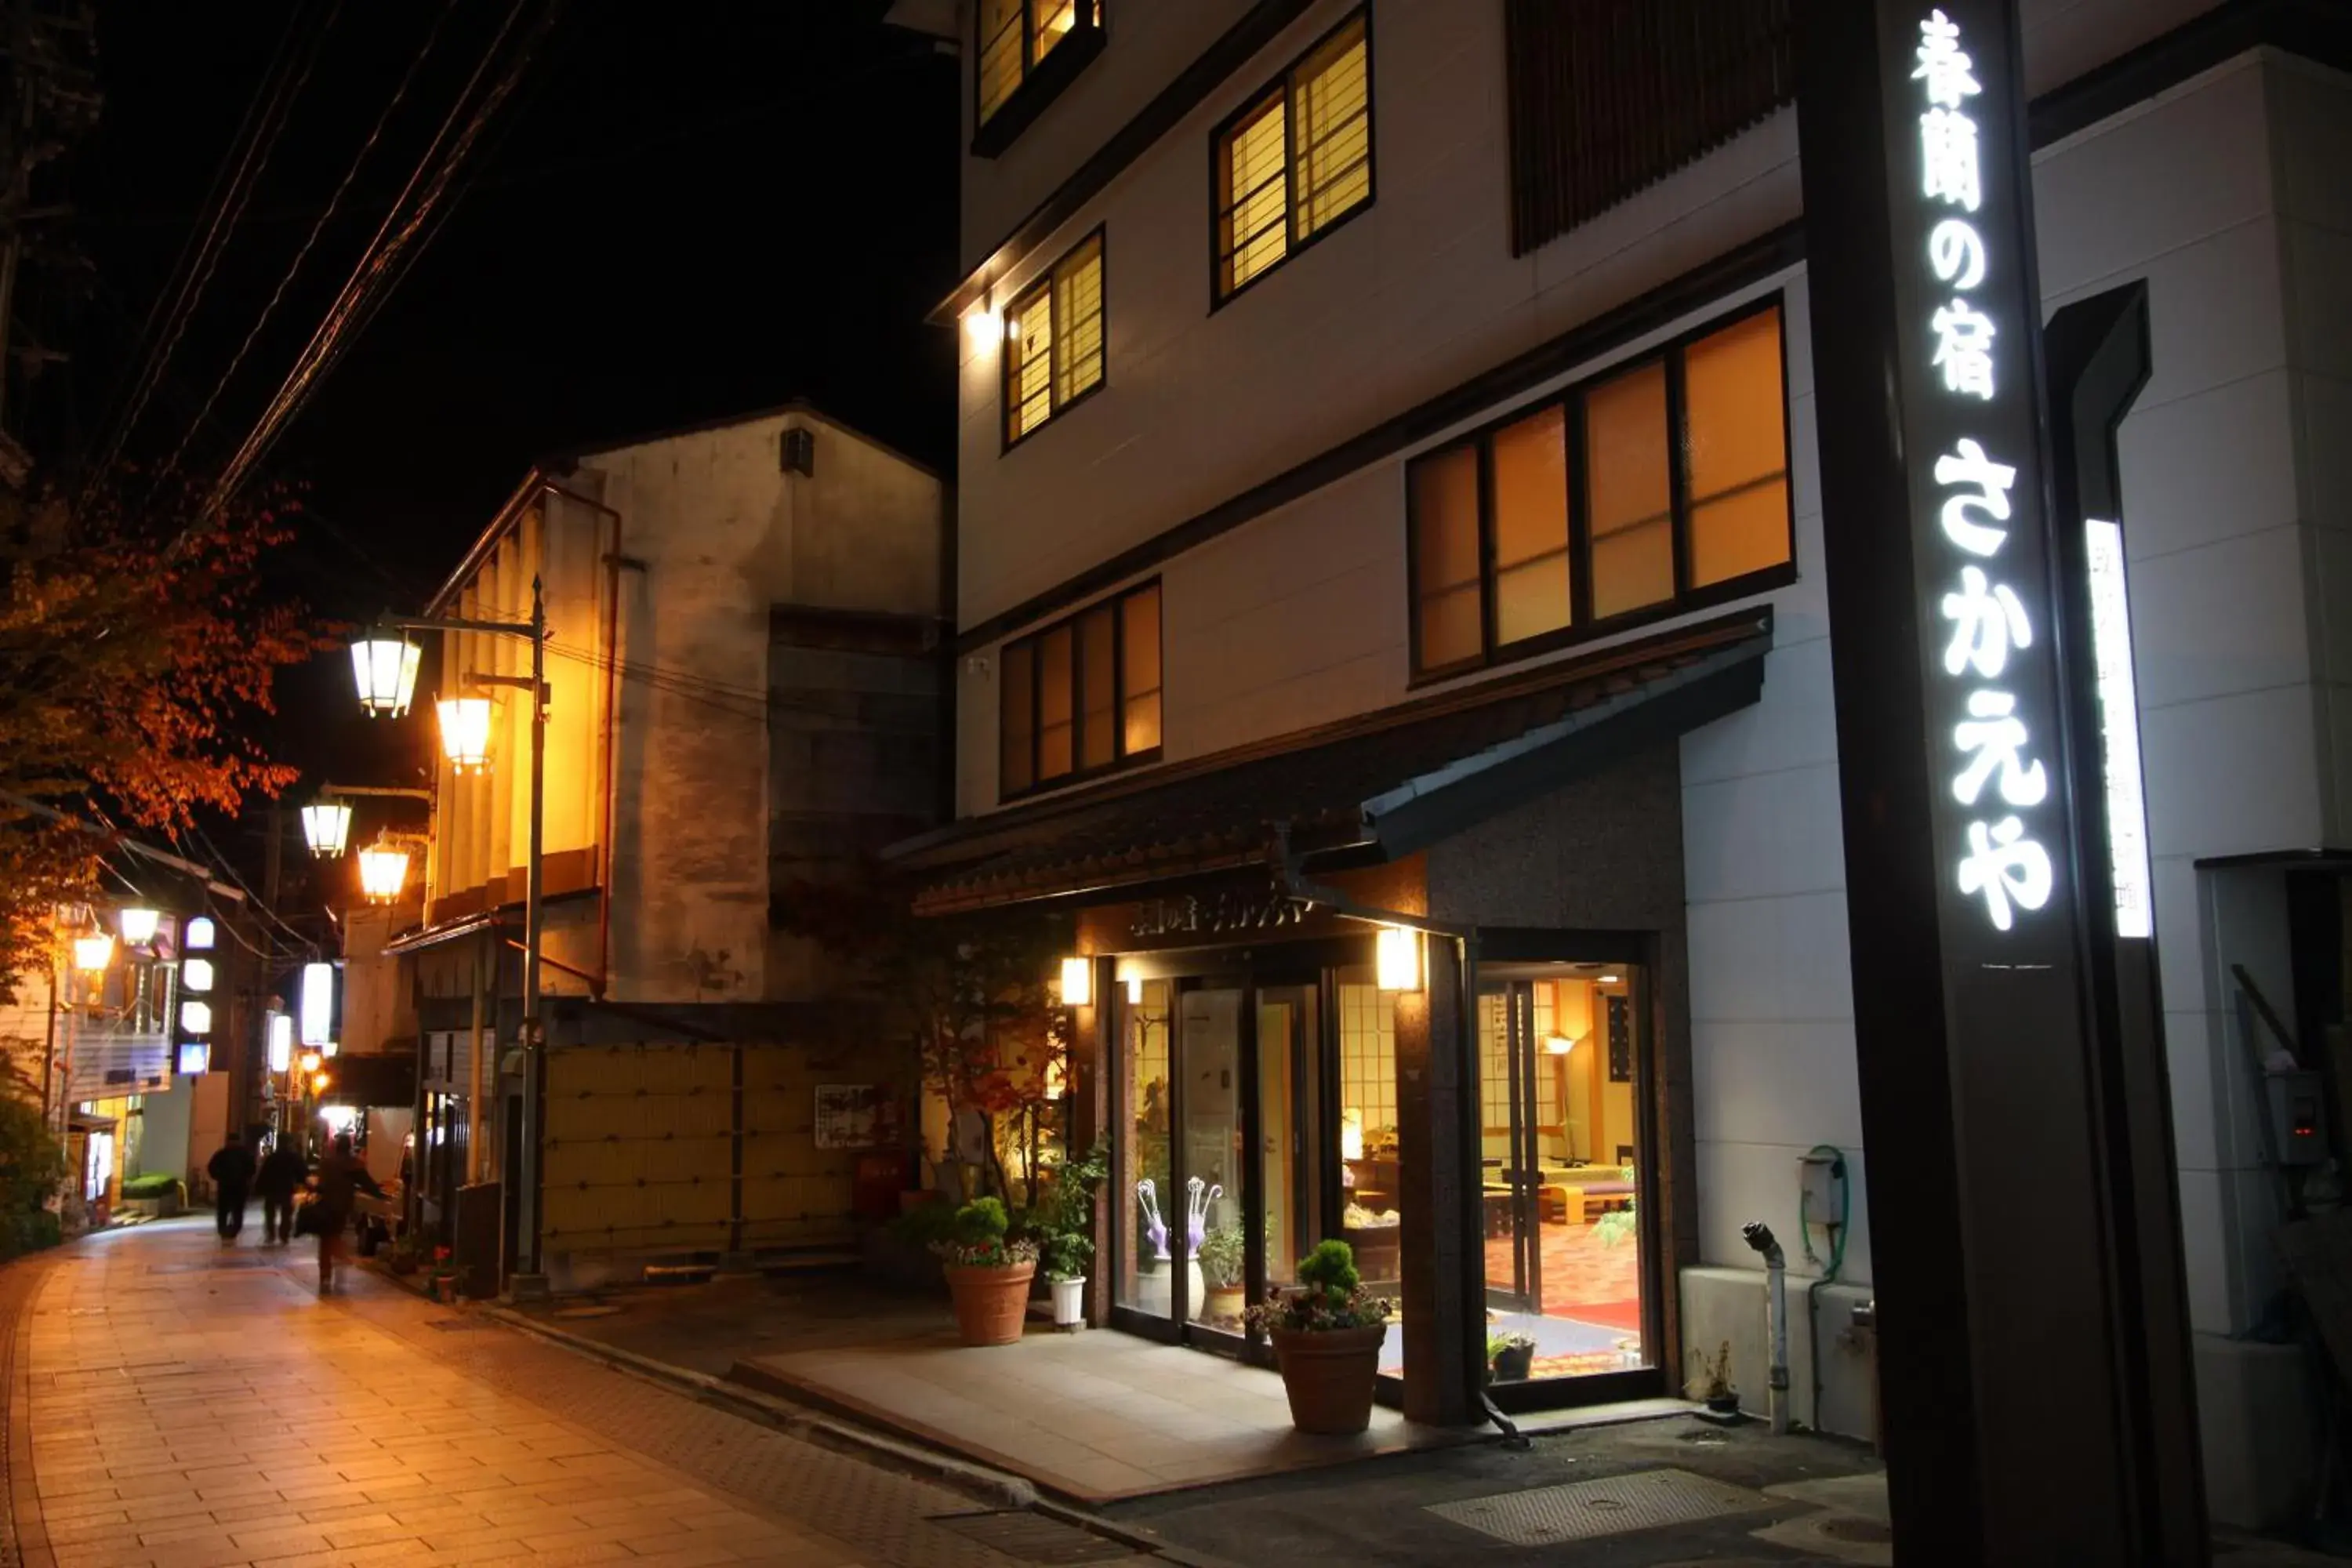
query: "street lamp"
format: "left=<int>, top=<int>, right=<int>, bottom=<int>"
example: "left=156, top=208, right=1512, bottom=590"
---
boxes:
left=118, top=907, right=161, bottom=946
left=300, top=800, right=353, bottom=858
left=353, top=577, right=550, bottom=1289
left=350, top=633, right=422, bottom=718
left=356, top=833, right=410, bottom=904
left=72, top=931, right=113, bottom=974
left=436, top=695, right=493, bottom=773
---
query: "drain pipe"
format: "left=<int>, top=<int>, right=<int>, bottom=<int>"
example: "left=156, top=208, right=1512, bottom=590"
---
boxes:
left=1265, top=826, right=1510, bottom=1440
left=1741, top=1221, right=1791, bottom=1434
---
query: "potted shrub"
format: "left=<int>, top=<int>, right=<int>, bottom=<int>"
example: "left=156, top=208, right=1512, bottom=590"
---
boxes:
left=1196, top=1225, right=1247, bottom=1326
left=1033, top=1140, right=1108, bottom=1330
left=932, top=1197, right=1038, bottom=1347
left=1489, top=1331, right=1536, bottom=1383
left=385, top=1234, right=422, bottom=1276
left=118, top=1173, right=184, bottom=1218
left=1245, top=1239, right=1391, bottom=1435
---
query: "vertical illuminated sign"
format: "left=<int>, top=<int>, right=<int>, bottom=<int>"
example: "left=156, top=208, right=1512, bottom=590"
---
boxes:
left=2085, top=519, right=2153, bottom=938
left=300, top=961, right=335, bottom=1047
left=1907, top=9, right=2062, bottom=935
left=268, top=1012, right=294, bottom=1075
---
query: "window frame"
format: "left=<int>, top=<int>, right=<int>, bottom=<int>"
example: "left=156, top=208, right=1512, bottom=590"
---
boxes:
left=1207, top=6, right=1377, bottom=312
left=1406, top=294, right=1795, bottom=684
left=1000, top=227, right=1109, bottom=453
left=974, top=0, right=1106, bottom=158
left=1000, top=579, right=1164, bottom=802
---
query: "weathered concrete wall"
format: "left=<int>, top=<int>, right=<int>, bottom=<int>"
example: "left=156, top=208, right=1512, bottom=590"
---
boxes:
left=583, top=409, right=944, bottom=1006
left=339, top=902, right=421, bottom=1056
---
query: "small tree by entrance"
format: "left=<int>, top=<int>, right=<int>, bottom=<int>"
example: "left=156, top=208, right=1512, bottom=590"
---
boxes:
left=773, top=870, right=1073, bottom=1207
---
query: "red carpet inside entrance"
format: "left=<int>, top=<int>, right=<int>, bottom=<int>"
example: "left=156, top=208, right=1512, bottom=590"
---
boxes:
left=1483, top=1218, right=1642, bottom=1329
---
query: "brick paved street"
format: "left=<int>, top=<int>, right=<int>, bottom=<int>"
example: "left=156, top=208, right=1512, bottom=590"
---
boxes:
left=0, top=1217, right=1120, bottom=1568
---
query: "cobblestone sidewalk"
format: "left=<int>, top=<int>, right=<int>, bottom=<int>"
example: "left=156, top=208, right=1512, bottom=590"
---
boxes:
left=5, top=1215, right=1116, bottom=1568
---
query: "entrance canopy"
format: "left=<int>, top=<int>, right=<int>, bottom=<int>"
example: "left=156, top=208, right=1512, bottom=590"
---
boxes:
left=891, top=608, right=1772, bottom=914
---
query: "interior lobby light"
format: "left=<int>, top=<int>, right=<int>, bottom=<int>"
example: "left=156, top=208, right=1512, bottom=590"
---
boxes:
left=1544, top=1033, right=1578, bottom=1056
left=1341, top=1109, right=1364, bottom=1162
left=1375, top=926, right=1421, bottom=993
left=118, top=907, right=161, bottom=945
left=350, top=632, right=423, bottom=718
left=1058, top=956, right=1092, bottom=1008
left=1126, top=975, right=1143, bottom=1006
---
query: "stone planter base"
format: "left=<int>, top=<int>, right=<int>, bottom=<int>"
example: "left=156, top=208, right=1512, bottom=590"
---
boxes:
left=1269, top=1323, right=1386, bottom=1434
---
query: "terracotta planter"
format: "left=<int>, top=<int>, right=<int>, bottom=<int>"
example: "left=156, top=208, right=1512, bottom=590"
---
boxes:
left=1269, top=1323, right=1387, bottom=1434
left=945, top=1261, right=1036, bottom=1346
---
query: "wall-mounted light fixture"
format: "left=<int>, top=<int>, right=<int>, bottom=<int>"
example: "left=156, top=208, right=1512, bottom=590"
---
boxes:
left=118, top=908, right=161, bottom=946
left=1058, top=955, right=1092, bottom=1008
left=1375, top=926, right=1421, bottom=993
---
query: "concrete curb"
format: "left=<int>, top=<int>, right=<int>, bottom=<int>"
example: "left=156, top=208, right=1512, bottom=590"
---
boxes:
left=476, top=1306, right=1239, bottom=1566
left=478, top=1305, right=1039, bottom=1509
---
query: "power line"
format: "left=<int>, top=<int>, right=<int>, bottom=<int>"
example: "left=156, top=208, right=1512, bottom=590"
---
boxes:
left=83, top=3, right=338, bottom=493
left=157, top=0, right=459, bottom=486
left=207, top=0, right=565, bottom=516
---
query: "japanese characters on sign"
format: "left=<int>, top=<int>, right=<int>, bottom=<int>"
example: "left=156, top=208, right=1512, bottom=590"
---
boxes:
left=1915, top=9, right=2054, bottom=933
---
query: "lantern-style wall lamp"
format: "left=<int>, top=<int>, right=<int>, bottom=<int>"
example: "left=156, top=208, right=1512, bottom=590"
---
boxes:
left=118, top=907, right=161, bottom=946
left=350, top=633, right=423, bottom=719
left=1057, top=955, right=1092, bottom=1008
left=436, top=695, right=494, bottom=773
left=300, top=800, right=353, bottom=858
left=357, top=834, right=411, bottom=904
left=1375, top=926, right=1422, bottom=993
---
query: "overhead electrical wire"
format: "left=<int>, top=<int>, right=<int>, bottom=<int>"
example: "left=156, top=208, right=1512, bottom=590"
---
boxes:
left=206, top=0, right=568, bottom=517
left=82, top=2, right=336, bottom=495
left=156, top=0, right=460, bottom=488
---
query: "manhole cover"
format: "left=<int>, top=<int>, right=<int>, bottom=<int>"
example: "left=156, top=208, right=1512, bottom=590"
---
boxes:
left=1428, top=1468, right=1768, bottom=1545
left=928, top=1510, right=1138, bottom=1564
left=424, top=1316, right=498, bottom=1332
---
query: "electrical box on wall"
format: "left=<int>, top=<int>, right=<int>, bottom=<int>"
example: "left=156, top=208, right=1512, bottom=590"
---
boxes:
left=2267, top=1070, right=2328, bottom=1167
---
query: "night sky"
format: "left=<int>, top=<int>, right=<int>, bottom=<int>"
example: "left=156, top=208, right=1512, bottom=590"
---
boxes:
left=63, top=2, right=958, bottom=902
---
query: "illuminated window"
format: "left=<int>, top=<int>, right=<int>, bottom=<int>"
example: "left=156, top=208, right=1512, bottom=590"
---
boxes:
left=1587, top=361, right=1674, bottom=619
left=1000, top=581, right=1163, bottom=799
left=1004, top=232, right=1105, bottom=446
left=1213, top=11, right=1373, bottom=303
left=1682, top=309, right=1792, bottom=587
left=978, top=0, right=1104, bottom=144
left=1407, top=302, right=1791, bottom=676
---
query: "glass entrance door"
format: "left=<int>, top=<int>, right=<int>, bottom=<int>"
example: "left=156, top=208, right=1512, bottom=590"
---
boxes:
left=1479, top=963, right=1654, bottom=1385
left=1113, top=973, right=1325, bottom=1352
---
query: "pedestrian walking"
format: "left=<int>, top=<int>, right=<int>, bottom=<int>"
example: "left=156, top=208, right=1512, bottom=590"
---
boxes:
left=205, top=1131, right=256, bottom=1243
left=310, top=1132, right=383, bottom=1294
left=255, top=1138, right=307, bottom=1245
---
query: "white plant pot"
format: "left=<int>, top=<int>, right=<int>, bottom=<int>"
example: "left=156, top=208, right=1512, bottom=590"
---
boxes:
left=1051, top=1275, right=1087, bottom=1329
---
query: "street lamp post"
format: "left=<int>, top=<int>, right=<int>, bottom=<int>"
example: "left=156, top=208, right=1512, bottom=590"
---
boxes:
left=352, top=576, right=550, bottom=1292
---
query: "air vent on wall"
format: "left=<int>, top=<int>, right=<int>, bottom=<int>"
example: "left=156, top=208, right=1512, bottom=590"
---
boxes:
left=780, top=426, right=815, bottom=476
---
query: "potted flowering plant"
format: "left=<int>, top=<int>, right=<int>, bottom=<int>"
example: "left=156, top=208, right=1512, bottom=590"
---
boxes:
left=931, top=1197, right=1039, bottom=1346
left=1244, top=1239, right=1392, bottom=1434
left=1196, top=1225, right=1247, bottom=1326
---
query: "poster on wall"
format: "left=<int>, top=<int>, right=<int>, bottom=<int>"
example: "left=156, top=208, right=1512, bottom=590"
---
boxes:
left=814, top=1084, right=902, bottom=1150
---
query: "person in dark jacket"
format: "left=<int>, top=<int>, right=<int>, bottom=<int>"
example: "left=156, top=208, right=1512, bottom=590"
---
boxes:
left=205, top=1132, right=256, bottom=1243
left=254, top=1139, right=307, bottom=1246
left=313, top=1132, right=383, bottom=1294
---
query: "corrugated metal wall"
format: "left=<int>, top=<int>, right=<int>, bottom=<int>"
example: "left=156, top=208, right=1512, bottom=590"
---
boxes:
left=542, top=1040, right=903, bottom=1258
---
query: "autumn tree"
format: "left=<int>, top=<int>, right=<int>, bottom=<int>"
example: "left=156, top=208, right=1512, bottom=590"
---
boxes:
left=0, top=473, right=314, bottom=999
